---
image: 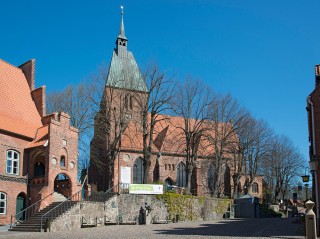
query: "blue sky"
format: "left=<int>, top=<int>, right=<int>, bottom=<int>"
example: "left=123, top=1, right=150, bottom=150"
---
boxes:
left=1, top=1, right=319, bottom=164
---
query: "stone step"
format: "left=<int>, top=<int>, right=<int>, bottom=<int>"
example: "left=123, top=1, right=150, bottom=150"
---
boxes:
left=11, top=200, right=80, bottom=232
left=15, top=224, right=41, bottom=228
left=9, top=227, right=41, bottom=232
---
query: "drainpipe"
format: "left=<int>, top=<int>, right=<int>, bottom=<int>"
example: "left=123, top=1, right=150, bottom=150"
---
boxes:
left=307, top=96, right=319, bottom=228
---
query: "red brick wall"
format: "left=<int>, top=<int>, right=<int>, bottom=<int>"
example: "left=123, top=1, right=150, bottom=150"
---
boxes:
left=18, top=59, right=35, bottom=91
left=0, top=132, right=29, bottom=225
left=0, top=181, right=27, bottom=225
left=46, top=112, right=80, bottom=203
left=31, top=86, right=46, bottom=117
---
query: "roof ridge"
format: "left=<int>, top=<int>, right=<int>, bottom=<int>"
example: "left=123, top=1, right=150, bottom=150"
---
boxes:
left=0, top=59, right=23, bottom=72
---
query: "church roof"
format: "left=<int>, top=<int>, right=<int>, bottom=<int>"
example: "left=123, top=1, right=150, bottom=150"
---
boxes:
left=0, top=59, right=42, bottom=138
left=106, top=9, right=148, bottom=92
left=106, top=51, right=148, bottom=92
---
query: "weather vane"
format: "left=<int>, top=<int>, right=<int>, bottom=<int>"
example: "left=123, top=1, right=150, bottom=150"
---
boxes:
left=121, top=5, right=124, bottom=15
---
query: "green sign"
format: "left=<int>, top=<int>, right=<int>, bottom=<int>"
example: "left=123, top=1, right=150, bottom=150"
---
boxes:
left=129, top=184, right=163, bottom=195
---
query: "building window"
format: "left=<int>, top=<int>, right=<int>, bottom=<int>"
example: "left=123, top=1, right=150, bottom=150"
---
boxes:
left=34, top=162, right=45, bottom=177
left=133, top=157, right=144, bottom=184
left=168, top=164, right=171, bottom=170
left=6, top=150, right=19, bottom=175
left=164, top=164, right=167, bottom=170
left=124, top=94, right=129, bottom=109
left=172, top=164, right=175, bottom=171
left=130, top=95, right=133, bottom=109
left=252, top=182, right=259, bottom=193
left=60, top=156, right=66, bottom=167
left=176, top=162, right=186, bottom=187
left=207, top=163, right=215, bottom=192
left=0, top=192, right=6, bottom=214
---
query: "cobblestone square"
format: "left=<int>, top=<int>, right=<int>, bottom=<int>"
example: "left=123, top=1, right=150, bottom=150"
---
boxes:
left=0, top=218, right=305, bottom=239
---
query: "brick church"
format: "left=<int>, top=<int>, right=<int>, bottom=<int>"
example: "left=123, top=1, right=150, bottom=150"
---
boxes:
left=88, top=10, right=266, bottom=199
left=0, top=59, right=80, bottom=224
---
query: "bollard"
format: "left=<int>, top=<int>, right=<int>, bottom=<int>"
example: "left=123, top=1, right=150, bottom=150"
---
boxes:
left=305, top=200, right=317, bottom=239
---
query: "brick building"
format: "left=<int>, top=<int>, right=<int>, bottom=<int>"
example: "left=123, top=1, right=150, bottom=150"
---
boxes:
left=306, top=64, right=320, bottom=219
left=89, top=11, right=265, bottom=199
left=0, top=59, right=80, bottom=225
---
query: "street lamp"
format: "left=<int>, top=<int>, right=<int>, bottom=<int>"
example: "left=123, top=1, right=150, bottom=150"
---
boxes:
left=309, top=159, right=319, bottom=230
left=309, top=160, right=318, bottom=201
left=302, top=168, right=310, bottom=201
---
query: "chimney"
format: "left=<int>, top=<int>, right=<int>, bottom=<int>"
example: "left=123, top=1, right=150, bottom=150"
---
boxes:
left=315, top=64, right=320, bottom=87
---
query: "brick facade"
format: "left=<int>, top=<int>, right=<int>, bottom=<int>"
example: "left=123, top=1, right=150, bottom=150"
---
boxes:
left=307, top=64, right=320, bottom=219
left=0, top=59, right=79, bottom=225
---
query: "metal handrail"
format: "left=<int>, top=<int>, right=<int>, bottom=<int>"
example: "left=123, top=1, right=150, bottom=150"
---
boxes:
left=10, top=191, right=55, bottom=228
left=40, top=189, right=82, bottom=231
left=40, top=184, right=122, bottom=232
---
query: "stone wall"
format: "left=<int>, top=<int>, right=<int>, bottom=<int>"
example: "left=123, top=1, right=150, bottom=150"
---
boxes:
left=48, top=203, right=81, bottom=232
left=118, top=194, right=167, bottom=223
left=47, top=194, right=231, bottom=232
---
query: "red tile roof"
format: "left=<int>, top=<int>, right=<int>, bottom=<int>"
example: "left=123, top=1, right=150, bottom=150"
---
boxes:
left=0, top=59, right=42, bottom=138
left=26, top=125, right=48, bottom=148
left=121, top=114, right=223, bottom=156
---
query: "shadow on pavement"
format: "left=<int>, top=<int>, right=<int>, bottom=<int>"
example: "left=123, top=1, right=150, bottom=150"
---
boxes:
left=154, top=218, right=305, bottom=238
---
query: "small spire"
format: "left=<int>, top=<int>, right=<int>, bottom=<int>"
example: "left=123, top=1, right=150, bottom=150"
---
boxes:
left=118, top=6, right=126, bottom=39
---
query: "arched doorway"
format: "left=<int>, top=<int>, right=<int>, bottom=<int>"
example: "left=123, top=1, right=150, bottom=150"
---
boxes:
left=54, top=174, right=71, bottom=198
left=165, top=178, right=174, bottom=191
left=16, top=193, right=26, bottom=220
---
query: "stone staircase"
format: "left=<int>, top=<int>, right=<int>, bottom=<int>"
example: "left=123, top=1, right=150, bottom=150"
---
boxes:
left=53, top=192, right=68, bottom=202
left=9, top=193, right=77, bottom=232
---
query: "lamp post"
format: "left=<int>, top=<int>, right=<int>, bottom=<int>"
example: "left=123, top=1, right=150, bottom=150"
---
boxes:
left=309, top=159, right=319, bottom=230
left=302, top=170, right=310, bottom=201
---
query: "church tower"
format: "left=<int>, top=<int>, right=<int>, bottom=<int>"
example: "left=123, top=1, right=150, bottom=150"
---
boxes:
left=89, top=7, right=148, bottom=191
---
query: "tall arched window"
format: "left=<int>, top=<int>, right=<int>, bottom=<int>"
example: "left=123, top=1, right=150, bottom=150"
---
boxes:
left=208, top=163, right=215, bottom=192
left=130, top=95, right=133, bottom=109
left=0, top=192, right=6, bottom=214
left=133, top=157, right=144, bottom=184
left=176, top=162, right=186, bottom=187
left=124, top=94, right=128, bottom=109
left=252, top=182, right=259, bottom=193
left=6, top=150, right=19, bottom=175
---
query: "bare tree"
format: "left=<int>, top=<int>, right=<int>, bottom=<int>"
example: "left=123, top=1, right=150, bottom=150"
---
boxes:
left=135, top=66, right=175, bottom=183
left=228, top=110, right=253, bottom=198
left=47, top=82, right=97, bottom=172
left=206, top=93, right=244, bottom=198
left=262, top=135, right=304, bottom=202
left=244, top=119, right=273, bottom=194
left=171, top=78, right=212, bottom=193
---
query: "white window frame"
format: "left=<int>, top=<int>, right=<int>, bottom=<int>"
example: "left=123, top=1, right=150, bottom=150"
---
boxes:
left=0, top=192, right=6, bottom=214
left=6, top=150, right=20, bottom=175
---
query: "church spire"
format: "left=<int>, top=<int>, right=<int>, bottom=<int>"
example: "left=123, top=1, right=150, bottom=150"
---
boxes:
left=118, top=6, right=126, bottom=40
left=116, top=6, right=127, bottom=52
